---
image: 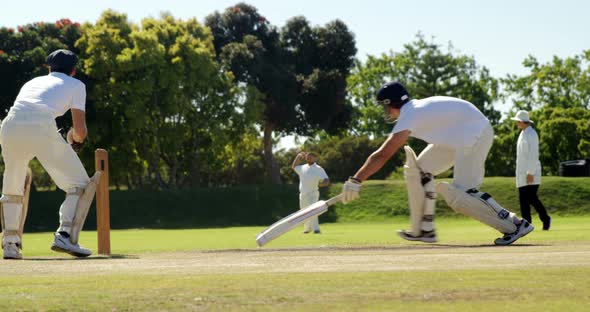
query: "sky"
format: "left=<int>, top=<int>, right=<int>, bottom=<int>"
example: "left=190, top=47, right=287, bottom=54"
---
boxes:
left=3, top=0, right=589, bottom=148
left=3, top=0, right=588, bottom=77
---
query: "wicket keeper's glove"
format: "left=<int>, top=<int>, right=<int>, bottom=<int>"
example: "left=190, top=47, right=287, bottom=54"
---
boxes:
left=66, top=128, right=85, bottom=153
left=70, top=140, right=85, bottom=153
left=342, top=177, right=362, bottom=204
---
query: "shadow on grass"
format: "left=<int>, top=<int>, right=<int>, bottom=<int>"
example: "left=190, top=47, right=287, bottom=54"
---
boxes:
left=202, top=243, right=549, bottom=253
left=22, top=254, right=139, bottom=261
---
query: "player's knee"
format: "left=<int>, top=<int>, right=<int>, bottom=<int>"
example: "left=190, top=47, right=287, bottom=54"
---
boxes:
left=403, top=146, right=420, bottom=174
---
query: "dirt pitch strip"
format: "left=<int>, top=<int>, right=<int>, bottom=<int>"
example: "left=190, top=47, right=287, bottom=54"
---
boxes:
left=2, top=242, right=589, bottom=275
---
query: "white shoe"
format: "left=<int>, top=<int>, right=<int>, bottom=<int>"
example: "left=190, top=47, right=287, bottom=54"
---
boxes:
left=3, top=242, right=23, bottom=260
left=51, top=233, right=92, bottom=257
left=397, top=229, right=438, bottom=243
left=494, top=220, right=534, bottom=245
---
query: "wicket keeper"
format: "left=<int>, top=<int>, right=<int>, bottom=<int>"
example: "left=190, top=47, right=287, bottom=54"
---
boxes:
left=341, top=82, right=534, bottom=245
left=0, top=49, right=99, bottom=259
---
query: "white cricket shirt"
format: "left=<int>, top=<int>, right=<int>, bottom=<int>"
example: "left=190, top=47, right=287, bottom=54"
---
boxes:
left=515, top=126, right=542, bottom=187
left=294, top=163, right=329, bottom=194
left=11, top=72, right=86, bottom=118
left=392, top=96, right=490, bottom=149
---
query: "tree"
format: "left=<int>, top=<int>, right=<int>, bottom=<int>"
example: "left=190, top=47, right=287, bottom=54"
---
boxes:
left=276, top=135, right=402, bottom=185
left=492, top=52, right=590, bottom=177
left=348, top=34, right=500, bottom=137
left=206, top=3, right=293, bottom=184
left=486, top=119, right=520, bottom=177
left=77, top=10, right=248, bottom=189
left=504, top=53, right=590, bottom=110
left=205, top=3, right=356, bottom=184
left=487, top=107, right=590, bottom=177
left=282, top=17, right=356, bottom=135
left=0, top=19, right=82, bottom=116
left=533, top=107, right=590, bottom=174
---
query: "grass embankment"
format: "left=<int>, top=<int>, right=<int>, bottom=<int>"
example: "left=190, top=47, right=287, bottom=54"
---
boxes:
left=23, top=177, right=590, bottom=231
left=328, top=177, right=590, bottom=222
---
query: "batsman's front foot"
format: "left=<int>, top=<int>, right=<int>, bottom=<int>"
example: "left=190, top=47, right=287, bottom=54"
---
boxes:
left=3, top=242, right=23, bottom=260
left=51, top=233, right=92, bottom=258
left=494, top=219, right=534, bottom=246
left=397, top=229, right=437, bottom=243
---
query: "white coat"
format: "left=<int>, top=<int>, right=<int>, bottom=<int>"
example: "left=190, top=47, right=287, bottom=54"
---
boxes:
left=516, top=126, right=542, bottom=188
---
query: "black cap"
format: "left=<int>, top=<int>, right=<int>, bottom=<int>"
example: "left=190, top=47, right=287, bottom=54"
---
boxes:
left=46, top=49, right=78, bottom=73
left=376, top=82, right=410, bottom=108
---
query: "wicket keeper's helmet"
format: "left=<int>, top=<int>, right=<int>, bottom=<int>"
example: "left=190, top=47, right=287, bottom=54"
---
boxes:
left=46, top=49, right=78, bottom=74
left=376, top=82, right=410, bottom=108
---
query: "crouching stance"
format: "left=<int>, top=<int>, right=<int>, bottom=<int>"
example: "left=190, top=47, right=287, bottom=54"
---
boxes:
left=341, top=82, right=533, bottom=245
left=0, top=49, right=99, bottom=259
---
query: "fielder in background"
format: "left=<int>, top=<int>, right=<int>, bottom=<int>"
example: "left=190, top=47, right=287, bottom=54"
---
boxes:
left=341, top=82, right=534, bottom=245
left=0, top=49, right=100, bottom=259
left=292, top=152, right=330, bottom=234
left=511, top=110, right=551, bottom=230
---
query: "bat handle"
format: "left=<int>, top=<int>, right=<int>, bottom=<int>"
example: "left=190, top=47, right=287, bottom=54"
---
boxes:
left=325, top=193, right=343, bottom=206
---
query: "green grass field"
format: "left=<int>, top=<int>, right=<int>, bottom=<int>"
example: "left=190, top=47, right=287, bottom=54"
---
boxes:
left=13, top=215, right=590, bottom=255
left=1, top=216, right=589, bottom=311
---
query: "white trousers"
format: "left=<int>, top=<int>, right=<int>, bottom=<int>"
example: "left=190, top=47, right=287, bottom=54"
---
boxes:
left=0, top=110, right=89, bottom=233
left=417, top=124, right=494, bottom=190
left=299, top=190, right=320, bottom=232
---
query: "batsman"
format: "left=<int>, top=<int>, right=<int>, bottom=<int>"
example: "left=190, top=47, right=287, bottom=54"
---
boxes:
left=0, top=49, right=100, bottom=259
left=342, top=82, right=534, bottom=245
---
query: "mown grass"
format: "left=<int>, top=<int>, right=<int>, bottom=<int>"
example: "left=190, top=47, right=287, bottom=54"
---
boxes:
left=15, top=215, right=590, bottom=256
left=1, top=268, right=589, bottom=311
left=2, top=216, right=589, bottom=311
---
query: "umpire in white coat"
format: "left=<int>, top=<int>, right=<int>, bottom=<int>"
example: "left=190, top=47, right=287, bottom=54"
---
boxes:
left=511, top=110, right=551, bottom=230
left=292, top=152, right=330, bottom=234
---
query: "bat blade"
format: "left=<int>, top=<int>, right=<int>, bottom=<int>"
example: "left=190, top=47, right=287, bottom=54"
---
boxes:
left=255, top=194, right=342, bottom=247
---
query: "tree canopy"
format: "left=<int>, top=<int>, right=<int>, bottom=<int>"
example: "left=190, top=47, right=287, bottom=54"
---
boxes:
left=76, top=11, right=252, bottom=189
left=348, top=34, right=500, bottom=137
left=504, top=54, right=590, bottom=110
left=0, top=19, right=82, bottom=116
left=205, top=3, right=356, bottom=184
left=1, top=7, right=589, bottom=190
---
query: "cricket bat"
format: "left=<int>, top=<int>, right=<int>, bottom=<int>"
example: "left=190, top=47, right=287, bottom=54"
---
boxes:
left=255, top=194, right=343, bottom=247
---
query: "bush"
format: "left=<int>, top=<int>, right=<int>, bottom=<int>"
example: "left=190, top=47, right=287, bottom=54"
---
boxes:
left=276, top=135, right=405, bottom=184
left=21, top=177, right=590, bottom=231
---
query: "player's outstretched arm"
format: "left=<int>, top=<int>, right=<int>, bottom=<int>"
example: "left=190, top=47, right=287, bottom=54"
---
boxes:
left=342, top=130, right=409, bottom=204
left=353, top=130, right=409, bottom=182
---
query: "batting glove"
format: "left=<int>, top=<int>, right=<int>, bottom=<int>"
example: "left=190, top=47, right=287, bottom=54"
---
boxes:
left=342, top=177, right=362, bottom=204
